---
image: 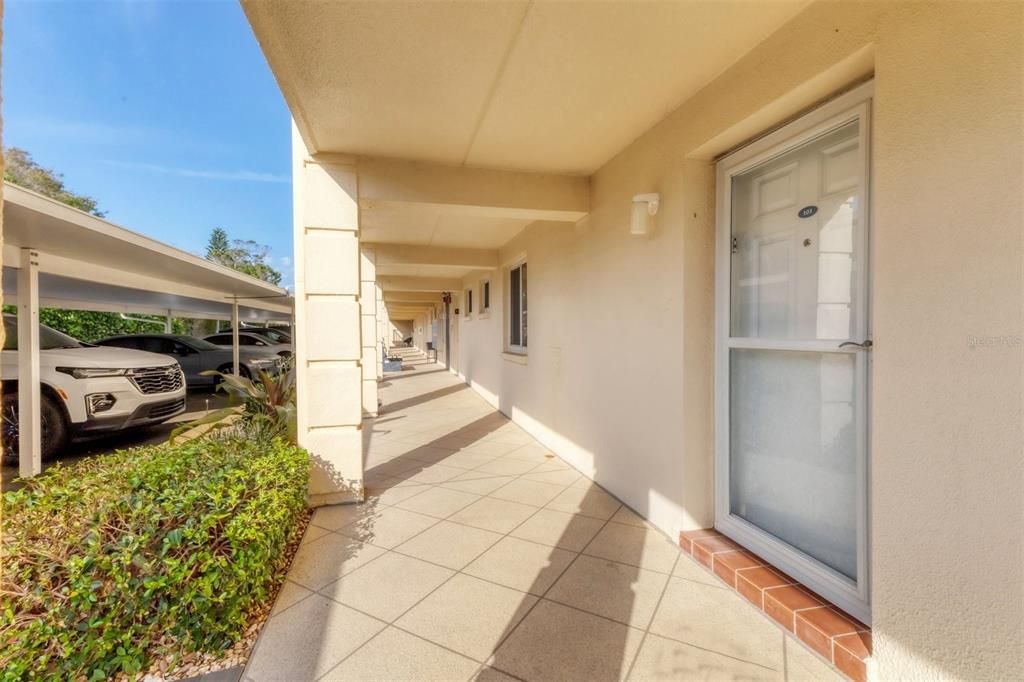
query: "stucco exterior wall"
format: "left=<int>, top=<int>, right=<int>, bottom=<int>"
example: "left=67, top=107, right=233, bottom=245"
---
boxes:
left=454, top=2, right=1023, bottom=679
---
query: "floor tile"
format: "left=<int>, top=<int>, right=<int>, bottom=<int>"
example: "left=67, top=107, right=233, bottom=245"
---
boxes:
left=394, top=485, right=482, bottom=519
left=546, top=484, right=622, bottom=520
left=546, top=554, right=669, bottom=628
left=610, top=506, right=651, bottom=528
left=489, top=478, right=566, bottom=507
left=672, top=552, right=727, bottom=587
left=489, top=599, right=644, bottom=682
left=785, top=634, right=844, bottom=681
left=320, top=551, right=454, bottom=622
left=441, top=451, right=502, bottom=470
left=310, top=503, right=366, bottom=531
left=649, top=577, right=785, bottom=672
left=364, top=459, right=424, bottom=479
left=584, top=522, right=679, bottom=574
left=483, top=429, right=535, bottom=446
left=474, top=457, right=541, bottom=476
left=395, top=519, right=504, bottom=570
left=300, top=523, right=331, bottom=545
left=396, top=573, right=538, bottom=661
left=522, top=467, right=582, bottom=487
left=287, top=534, right=387, bottom=590
left=363, top=480, right=434, bottom=506
left=463, top=536, right=577, bottom=595
left=460, top=439, right=525, bottom=457
left=400, top=462, right=467, bottom=484
left=321, top=626, right=479, bottom=681
left=628, top=632, right=778, bottom=681
left=510, top=508, right=606, bottom=552
left=336, top=506, right=439, bottom=549
left=269, top=580, right=312, bottom=616
left=448, top=496, right=539, bottom=534
left=471, top=666, right=520, bottom=682
left=503, top=443, right=554, bottom=462
left=529, top=459, right=573, bottom=473
left=245, top=596, right=384, bottom=681
left=440, top=472, right=516, bottom=495
left=402, top=445, right=462, bottom=464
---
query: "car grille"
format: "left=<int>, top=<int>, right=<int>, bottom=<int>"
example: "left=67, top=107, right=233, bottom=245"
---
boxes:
left=147, top=398, right=186, bottom=419
left=129, top=366, right=184, bottom=395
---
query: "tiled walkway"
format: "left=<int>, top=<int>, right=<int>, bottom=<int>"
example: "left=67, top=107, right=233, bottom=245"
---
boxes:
left=244, top=356, right=842, bottom=681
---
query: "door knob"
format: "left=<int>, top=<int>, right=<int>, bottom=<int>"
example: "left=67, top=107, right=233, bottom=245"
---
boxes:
left=838, top=340, right=873, bottom=350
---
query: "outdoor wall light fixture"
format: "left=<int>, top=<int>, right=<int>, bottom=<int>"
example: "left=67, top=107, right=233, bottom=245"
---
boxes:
left=630, top=193, right=660, bottom=235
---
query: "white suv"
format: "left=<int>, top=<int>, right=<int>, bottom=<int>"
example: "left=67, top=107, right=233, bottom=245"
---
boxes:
left=1, top=315, right=187, bottom=462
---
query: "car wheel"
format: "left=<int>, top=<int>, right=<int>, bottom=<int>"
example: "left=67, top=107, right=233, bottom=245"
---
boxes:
left=2, top=392, right=70, bottom=465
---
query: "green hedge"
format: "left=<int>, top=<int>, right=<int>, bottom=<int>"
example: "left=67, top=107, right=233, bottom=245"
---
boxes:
left=1, top=437, right=310, bottom=680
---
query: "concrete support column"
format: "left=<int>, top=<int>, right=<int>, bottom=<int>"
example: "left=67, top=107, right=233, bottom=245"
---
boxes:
left=375, top=283, right=385, bottom=379
left=230, top=300, right=240, bottom=376
left=292, top=122, right=364, bottom=506
left=359, top=247, right=378, bottom=416
left=17, top=248, right=42, bottom=478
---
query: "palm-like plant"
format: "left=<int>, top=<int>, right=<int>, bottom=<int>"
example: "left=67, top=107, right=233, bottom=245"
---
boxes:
left=171, top=363, right=296, bottom=444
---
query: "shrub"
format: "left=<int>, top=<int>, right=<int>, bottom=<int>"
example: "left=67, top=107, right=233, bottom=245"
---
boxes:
left=0, top=437, right=309, bottom=680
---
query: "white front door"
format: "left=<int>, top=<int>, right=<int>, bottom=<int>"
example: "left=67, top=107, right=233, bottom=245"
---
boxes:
left=715, top=83, right=872, bottom=623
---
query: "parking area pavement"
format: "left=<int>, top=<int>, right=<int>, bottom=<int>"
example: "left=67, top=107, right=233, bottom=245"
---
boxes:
left=2, top=389, right=231, bottom=492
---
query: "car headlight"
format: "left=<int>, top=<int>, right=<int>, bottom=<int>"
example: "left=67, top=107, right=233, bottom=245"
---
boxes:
left=56, top=367, right=128, bottom=379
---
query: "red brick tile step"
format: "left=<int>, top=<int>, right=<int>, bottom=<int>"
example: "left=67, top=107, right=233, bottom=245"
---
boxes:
left=680, top=529, right=870, bottom=682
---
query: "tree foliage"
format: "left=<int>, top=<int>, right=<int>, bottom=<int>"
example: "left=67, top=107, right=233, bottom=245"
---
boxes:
left=1, top=149, right=282, bottom=341
left=1, top=148, right=185, bottom=340
left=3, top=147, right=105, bottom=217
left=205, top=227, right=282, bottom=285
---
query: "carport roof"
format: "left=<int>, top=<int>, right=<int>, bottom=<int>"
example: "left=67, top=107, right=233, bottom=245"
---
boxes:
left=2, top=182, right=293, bottom=321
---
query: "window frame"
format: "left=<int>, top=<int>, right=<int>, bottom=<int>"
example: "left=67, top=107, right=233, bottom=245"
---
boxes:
left=481, top=279, right=491, bottom=312
left=506, top=260, right=527, bottom=354
left=465, top=287, right=474, bottom=319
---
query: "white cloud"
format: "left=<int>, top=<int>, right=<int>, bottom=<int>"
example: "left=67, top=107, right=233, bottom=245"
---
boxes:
left=103, top=160, right=289, bottom=184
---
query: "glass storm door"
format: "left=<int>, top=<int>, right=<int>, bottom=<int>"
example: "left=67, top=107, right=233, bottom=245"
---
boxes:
left=715, top=85, right=872, bottom=623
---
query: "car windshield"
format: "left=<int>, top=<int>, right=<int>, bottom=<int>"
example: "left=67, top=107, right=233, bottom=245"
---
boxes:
left=3, top=316, right=85, bottom=350
left=258, top=328, right=291, bottom=343
left=173, top=336, right=221, bottom=351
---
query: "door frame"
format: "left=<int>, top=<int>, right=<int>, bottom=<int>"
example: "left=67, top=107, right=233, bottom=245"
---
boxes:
left=713, top=81, right=873, bottom=624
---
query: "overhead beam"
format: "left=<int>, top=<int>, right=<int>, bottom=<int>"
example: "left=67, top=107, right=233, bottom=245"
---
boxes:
left=378, top=276, right=462, bottom=292
left=367, top=243, right=498, bottom=270
left=357, top=158, right=589, bottom=223
left=385, top=303, right=438, bottom=312
left=384, top=291, right=443, bottom=303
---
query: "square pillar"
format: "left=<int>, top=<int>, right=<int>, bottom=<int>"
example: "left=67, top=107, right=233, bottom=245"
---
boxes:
left=292, top=122, right=364, bottom=507
left=375, top=283, right=385, bottom=380
left=359, top=247, right=378, bottom=416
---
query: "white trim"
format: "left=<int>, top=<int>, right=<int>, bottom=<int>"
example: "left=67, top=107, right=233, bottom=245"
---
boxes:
left=506, top=259, right=528, bottom=355
left=714, top=80, right=873, bottom=624
left=481, top=278, right=492, bottom=312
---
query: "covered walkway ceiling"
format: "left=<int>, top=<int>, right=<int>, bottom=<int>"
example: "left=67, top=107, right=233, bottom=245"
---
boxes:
left=243, top=0, right=807, bottom=293
left=244, top=0, right=807, bottom=174
left=3, top=183, right=292, bottom=321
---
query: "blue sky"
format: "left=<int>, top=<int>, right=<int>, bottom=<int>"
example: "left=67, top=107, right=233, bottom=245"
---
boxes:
left=3, top=0, right=294, bottom=286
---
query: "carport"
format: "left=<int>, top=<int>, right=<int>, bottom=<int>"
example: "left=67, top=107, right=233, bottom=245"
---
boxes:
left=2, top=182, right=293, bottom=478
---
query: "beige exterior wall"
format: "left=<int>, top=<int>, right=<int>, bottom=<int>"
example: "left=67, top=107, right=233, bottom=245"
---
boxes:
left=283, top=0, right=1022, bottom=676
left=453, top=2, right=1023, bottom=679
